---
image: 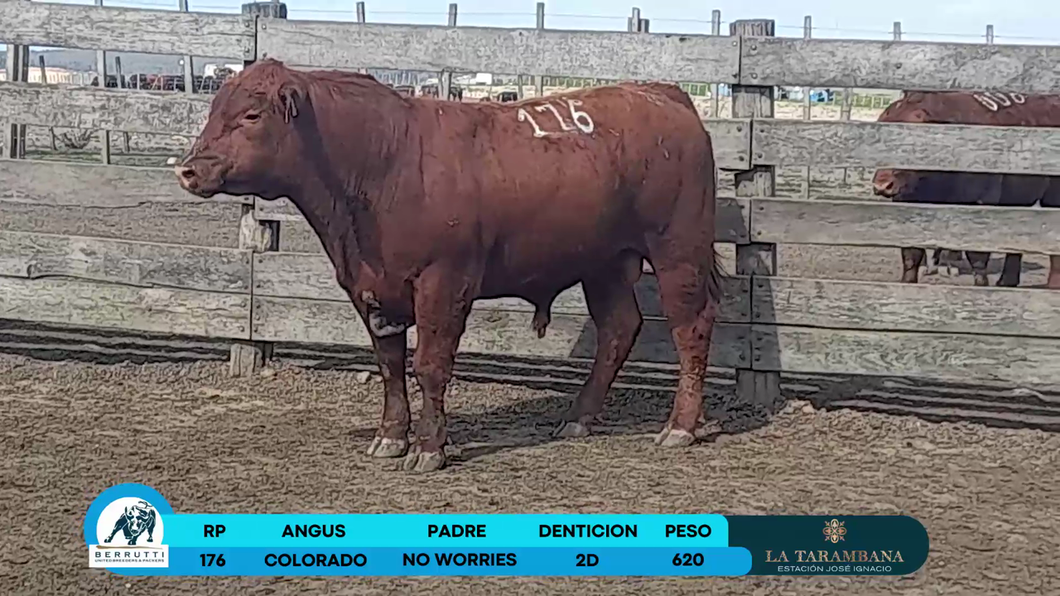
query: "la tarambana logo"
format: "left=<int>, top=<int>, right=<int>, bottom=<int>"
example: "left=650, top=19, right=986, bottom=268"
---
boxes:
left=88, top=497, right=169, bottom=568
left=764, top=518, right=903, bottom=570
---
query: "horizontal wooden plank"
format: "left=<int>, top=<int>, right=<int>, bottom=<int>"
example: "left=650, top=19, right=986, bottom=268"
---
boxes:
left=252, top=296, right=749, bottom=368
left=257, top=196, right=750, bottom=245
left=752, top=326, right=1060, bottom=386
left=252, top=252, right=750, bottom=322
left=751, top=197, right=1060, bottom=254
left=258, top=20, right=741, bottom=83
left=0, top=82, right=210, bottom=136
left=0, top=230, right=251, bottom=293
left=741, top=37, right=1060, bottom=94
left=0, top=159, right=249, bottom=207
left=0, top=2, right=254, bottom=59
left=754, top=277, right=1060, bottom=338
left=704, top=119, right=750, bottom=170
left=753, top=120, right=1060, bottom=175
left=0, top=276, right=251, bottom=339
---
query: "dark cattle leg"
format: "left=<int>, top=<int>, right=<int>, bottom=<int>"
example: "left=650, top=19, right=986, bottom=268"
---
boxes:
left=352, top=296, right=411, bottom=458
left=966, top=251, right=991, bottom=286
left=403, top=265, right=477, bottom=473
left=922, top=247, right=943, bottom=276
left=1049, top=256, right=1060, bottom=289
left=366, top=332, right=411, bottom=458
left=997, top=253, right=1023, bottom=287
left=901, top=247, right=926, bottom=283
left=555, top=253, right=644, bottom=438
left=647, top=246, right=718, bottom=447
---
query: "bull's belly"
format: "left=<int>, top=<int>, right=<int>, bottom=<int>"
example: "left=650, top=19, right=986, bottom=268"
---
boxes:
left=476, top=240, right=640, bottom=304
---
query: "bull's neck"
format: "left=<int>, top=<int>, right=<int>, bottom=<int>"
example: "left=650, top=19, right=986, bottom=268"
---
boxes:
left=283, top=93, right=415, bottom=279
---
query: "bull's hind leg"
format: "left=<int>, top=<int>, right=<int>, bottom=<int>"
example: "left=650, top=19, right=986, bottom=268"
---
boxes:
left=966, top=251, right=991, bottom=286
left=998, top=253, right=1022, bottom=287
left=555, top=253, right=644, bottom=438
left=901, top=247, right=926, bottom=283
left=648, top=245, right=718, bottom=448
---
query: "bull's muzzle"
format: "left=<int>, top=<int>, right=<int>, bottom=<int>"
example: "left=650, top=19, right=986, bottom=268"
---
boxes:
left=872, top=173, right=899, bottom=197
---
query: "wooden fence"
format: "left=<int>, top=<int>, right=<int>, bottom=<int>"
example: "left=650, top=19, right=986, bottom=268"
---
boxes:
left=3, top=1, right=1060, bottom=416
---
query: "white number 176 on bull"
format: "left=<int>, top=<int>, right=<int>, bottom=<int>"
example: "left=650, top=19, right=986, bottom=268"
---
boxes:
left=518, top=99, right=595, bottom=137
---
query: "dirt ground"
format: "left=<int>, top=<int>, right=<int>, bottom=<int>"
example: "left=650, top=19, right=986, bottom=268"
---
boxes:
left=2, top=350, right=1058, bottom=596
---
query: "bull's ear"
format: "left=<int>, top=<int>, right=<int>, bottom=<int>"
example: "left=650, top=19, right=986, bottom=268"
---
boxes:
left=276, top=82, right=305, bottom=124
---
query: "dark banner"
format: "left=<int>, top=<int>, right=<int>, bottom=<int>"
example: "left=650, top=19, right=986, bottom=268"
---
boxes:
left=728, top=515, right=928, bottom=575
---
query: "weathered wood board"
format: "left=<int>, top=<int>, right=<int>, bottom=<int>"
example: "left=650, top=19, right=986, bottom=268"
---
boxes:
left=0, top=82, right=210, bottom=136
left=751, top=197, right=1060, bottom=254
left=0, top=276, right=251, bottom=339
left=0, top=230, right=252, bottom=293
left=252, top=252, right=751, bottom=322
left=252, top=296, right=750, bottom=368
left=754, top=277, right=1060, bottom=338
left=741, top=37, right=1060, bottom=94
left=704, top=119, right=751, bottom=171
left=257, top=196, right=751, bottom=245
left=0, top=159, right=248, bottom=207
left=752, top=325, right=1060, bottom=386
left=257, top=19, right=741, bottom=83
left=753, top=120, right=1060, bottom=176
left=0, top=1, right=254, bottom=60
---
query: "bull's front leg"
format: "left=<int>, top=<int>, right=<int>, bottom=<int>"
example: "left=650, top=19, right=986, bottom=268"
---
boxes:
left=403, top=267, right=476, bottom=474
left=353, top=295, right=411, bottom=459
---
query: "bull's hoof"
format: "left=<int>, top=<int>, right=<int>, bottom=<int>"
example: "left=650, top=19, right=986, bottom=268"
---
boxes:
left=920, top=264, right=938, bottom=277
left=554, top=421, right=590, bottom=438
left=654, top=426, right=696, bottom=448
left=147, top=538, right=153, bottom=543
left=401, top=447, right=446, bottom=473
left=366, top=436, right=409, bottom=459
left=941, top=265, right=959, bottom=278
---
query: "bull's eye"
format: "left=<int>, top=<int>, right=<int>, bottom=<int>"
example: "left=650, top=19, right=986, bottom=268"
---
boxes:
left=243, top=112, right=261, bottom=123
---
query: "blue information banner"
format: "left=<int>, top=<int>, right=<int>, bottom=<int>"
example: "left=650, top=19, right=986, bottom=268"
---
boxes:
left=84, top=484, right=929, bottom=577
left=115, top=547, right=750, bottom=576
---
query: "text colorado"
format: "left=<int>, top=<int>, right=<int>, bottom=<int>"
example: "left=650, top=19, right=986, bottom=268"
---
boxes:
left=264, top=553, right=366, bottom=567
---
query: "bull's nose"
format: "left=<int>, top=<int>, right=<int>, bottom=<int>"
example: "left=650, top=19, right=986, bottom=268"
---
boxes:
left=174, top=165, right=197, bottom=189
left=872, top=179, right=896, bottom=197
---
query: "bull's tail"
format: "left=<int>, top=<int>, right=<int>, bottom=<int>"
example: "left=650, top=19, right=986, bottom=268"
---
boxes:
left=707, top=247, right=726, bottom=306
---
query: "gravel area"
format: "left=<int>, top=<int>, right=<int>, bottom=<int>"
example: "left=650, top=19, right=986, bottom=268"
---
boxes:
left=2, top=354, right=1058, bottom=595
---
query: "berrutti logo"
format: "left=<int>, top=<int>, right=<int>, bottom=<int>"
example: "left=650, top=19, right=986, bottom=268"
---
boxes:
left=86, top=484, right=172, bottom=569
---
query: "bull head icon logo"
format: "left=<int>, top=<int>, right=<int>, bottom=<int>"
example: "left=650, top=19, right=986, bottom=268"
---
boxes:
left=103, top=500, right=157, bottom=546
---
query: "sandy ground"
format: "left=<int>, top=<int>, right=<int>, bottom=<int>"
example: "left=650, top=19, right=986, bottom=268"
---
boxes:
left=1, top=352, right=1058, bottom=596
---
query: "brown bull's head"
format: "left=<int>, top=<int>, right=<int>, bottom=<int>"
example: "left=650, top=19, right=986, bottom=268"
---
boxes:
left=176, top=59, right=309, bottom=200
left=871, top=93, right=932, bottom=198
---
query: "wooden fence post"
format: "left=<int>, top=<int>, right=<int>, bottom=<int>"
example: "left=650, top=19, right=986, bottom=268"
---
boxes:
left=440, top=3, right=457, bottom=101
left=38, top=55, right=58, bottom=151
left=730, top=18, right=782, bottom=416
left=5, top=43, right=27, bottom=159
left=533, top=2, right=544, bottom=98
left=801, top=15, right=811, bottom=199
left=231, top=0, right=286, bottom=377
left=178, top=0, right=195, bottom=92
left=355, top=2, right=368, bottom=75
left=113, top=56, right=132, bottom=153
left=627, top=7, right=640, bottom=34
left=95, top=0, right=111, bottom=164
left=710, top=9, right=721, bottom=118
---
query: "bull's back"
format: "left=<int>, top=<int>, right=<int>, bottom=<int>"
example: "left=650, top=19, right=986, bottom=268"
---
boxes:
left=412, top=83, right=712, bottom=290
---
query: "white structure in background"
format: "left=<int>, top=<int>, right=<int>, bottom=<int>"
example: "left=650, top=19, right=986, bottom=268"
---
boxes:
left=203, top=63, right=244, bottom=77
